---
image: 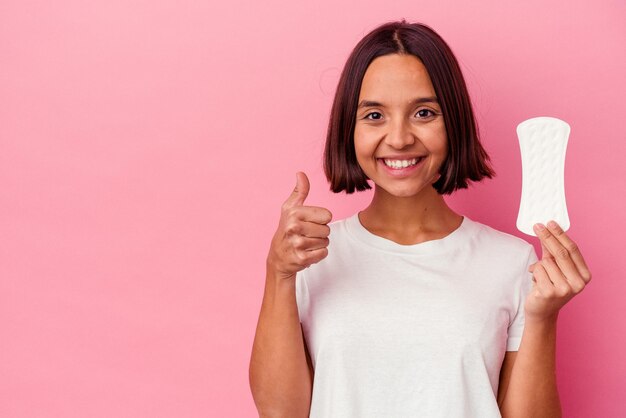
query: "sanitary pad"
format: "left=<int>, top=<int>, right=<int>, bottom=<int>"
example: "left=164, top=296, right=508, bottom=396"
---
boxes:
left=516, top=117, right=570, bottom=236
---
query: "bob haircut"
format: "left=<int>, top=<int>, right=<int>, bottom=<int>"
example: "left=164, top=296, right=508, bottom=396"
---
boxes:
left=323, top=20, right=495, bottom=195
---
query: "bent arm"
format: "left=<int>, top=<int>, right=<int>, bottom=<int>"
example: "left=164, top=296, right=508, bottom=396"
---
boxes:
left=249, top=267, right=313, bottom=418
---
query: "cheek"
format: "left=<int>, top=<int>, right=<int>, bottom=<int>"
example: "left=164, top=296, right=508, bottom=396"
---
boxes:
left=353, top=130, right=376, bottom=158
left=353, top=145, right=371, bottom=171
left=421, top=125, right=447, bottom=156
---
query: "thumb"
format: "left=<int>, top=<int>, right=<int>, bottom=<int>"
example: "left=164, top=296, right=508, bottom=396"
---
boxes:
left=284, top=171, right=310, bottom=207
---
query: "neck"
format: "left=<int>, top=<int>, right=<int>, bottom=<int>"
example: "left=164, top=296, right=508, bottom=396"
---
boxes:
left=359, top=184, right=462, bottom=242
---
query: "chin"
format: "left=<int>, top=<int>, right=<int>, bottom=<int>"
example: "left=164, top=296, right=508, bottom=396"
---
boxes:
left=381, top=184, right=425, bottom=198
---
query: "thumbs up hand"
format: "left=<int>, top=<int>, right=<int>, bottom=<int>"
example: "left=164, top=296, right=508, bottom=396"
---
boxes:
left=267, top=172, right=333, bottom=281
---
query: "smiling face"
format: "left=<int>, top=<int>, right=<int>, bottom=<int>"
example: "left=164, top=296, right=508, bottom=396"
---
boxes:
left=354, top=53, right=447, bottom=198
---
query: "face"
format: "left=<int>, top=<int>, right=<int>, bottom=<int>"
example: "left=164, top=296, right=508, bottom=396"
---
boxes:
left=353, top=53, right=447, bottom=198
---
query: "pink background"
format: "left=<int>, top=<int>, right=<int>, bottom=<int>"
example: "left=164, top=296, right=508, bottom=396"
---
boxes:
left=1, top=0, right=624, bottom=417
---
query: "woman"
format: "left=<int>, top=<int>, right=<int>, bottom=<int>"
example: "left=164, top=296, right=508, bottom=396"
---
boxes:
left=249, top=20, right=591, bottom=418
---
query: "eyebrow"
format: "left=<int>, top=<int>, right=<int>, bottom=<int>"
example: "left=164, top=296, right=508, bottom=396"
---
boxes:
left=357, top=97, right=439, bottom=109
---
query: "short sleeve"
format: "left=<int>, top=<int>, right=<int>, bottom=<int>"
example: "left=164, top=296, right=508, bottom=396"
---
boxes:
left=506, top=245, right=539, bottom=351
left=294, top=269, right=310, bottom=324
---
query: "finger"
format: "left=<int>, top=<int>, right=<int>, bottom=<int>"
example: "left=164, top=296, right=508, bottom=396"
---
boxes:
left=306, top=237, right=330, bottom=251
left=292, top=236, right=329, bottom=251
left=541, top=257, right=571, bottom=295
left=295, top=206, right=333, bottom=225
left=535, top=222, right=587, bottom=285
left=542, top=237, right=587, bottom=294
left=283, top=171, right=310, bottom=208
left=298, top=221, right=331, bottom=239
left=540, top=240, right=552, bottom=260
left=546, top=220, right=592, bottom=283
left=533, top=262, right=555, bottom=295
left=303, top=247, right=329, bottom=266
left=528, top=259, right=537, bottom=282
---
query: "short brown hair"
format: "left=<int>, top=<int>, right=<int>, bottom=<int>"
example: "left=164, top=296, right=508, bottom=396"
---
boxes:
left=323, top=20, right=495, bottom=194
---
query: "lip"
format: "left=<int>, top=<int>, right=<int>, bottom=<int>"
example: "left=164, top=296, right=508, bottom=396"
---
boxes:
left=378, top=155, right=426, bottom=160
left=377, top=156, right=426, bottom=177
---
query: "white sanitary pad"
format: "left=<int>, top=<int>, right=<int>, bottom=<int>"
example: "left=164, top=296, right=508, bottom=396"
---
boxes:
left=516, top=116, right=570, bottom=236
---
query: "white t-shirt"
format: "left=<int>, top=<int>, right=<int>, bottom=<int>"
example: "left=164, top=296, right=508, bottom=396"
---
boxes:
left=295, top=213, right=538, bottom=418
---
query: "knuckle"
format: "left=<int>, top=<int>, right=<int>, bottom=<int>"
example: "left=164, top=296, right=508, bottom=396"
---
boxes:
left=284, top=222, right=295, bottom=234
left=286, top=207, right=299, bottom=219
left=565, top=241, right=579, bottom=254
left=552, top=226, right=565, bottom=236
left=555, top=247, right=570, bottom=260
left=292, top=235, right=305, bottom=249
left=285, top=221, right=301, bottom=235
left=295, top=250, right=308, bottom=263
left=556, top=285, right=571, bottom=297
left=309, top=248, right=328, bottom=265
left=572, top=282, right=586, bottom=294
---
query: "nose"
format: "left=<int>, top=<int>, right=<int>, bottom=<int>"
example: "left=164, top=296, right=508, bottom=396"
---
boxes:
left=384, top=119, right=415, bottom=149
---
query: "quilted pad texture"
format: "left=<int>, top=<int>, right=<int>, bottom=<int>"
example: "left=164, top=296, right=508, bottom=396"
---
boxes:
left=516, top=116, right=570, bottom=236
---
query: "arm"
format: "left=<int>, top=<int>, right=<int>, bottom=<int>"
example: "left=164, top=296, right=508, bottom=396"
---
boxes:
left=497, top=351, right=517, bottom=408
left=498, top=316, right=561, bottom=418
left=249, top=269, right=313, bottom=418
left=500, top=220, right=592, bottom=417
left=249, top=172, right=330, bottom=418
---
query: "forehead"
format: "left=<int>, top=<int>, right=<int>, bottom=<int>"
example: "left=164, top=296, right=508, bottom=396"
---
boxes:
left=359, top=54, right=435, bottom=102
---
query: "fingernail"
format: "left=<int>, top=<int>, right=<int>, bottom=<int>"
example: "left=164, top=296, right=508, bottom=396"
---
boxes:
left=534, top=223, right=545, bottom=231
left=548, top=220, right=558, bottom=229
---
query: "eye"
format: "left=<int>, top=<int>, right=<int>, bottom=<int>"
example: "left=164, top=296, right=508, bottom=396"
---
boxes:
left=364, top=111, right=383, bottom=120
left=416, top=108, right=437, bottom=119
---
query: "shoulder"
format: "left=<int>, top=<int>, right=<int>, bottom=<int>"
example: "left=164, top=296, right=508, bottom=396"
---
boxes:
left=464, top=218, right=538, bottom=284
left=466, top=217, right=535, bottom=257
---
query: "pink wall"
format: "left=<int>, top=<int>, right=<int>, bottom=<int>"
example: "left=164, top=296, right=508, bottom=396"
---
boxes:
left=1, top=0, right=624, bottom=416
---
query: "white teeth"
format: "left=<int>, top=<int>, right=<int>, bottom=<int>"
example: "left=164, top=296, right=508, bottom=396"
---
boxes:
left=383, top=157, right=422, bottom=169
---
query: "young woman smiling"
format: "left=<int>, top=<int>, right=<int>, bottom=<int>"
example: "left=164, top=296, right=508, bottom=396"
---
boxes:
left=250, top=20, right=591, bottom=418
